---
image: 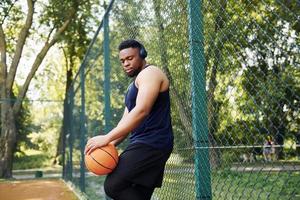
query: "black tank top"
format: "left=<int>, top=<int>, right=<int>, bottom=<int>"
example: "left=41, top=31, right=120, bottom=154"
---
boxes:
left=124, top=70, right=173, bottom=150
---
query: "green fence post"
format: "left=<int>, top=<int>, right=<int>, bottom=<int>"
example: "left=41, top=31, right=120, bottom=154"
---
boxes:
left=188, top=0, right=212, bottom=199
left=67, top=84, right=74, bottom=180
left=103, top=2, right=112, bottom=133
left=79, top=66, right=86, bottom=192
left=62, top=97, right=67, bottom=179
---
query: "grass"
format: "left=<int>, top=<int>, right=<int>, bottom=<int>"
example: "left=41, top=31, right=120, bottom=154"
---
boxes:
left=13, top=151, right=300, bottom=200
left=154, top=171, right=196, bottom=199
left=74, top=165, right=300, bottom=200
left=85, top=176, right=107, bottom=200
left=212, top=170, right=300, bottom=200
left=71, top=175, right=107, bottom=200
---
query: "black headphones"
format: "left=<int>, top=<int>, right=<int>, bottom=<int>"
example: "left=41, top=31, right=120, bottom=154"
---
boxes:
left=139, top=45, right=148, bottom=59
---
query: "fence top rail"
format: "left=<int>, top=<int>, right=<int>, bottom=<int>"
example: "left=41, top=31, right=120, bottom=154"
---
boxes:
left=178, top=144, right=300, bottom=150
left=0, top=98, right=64, bottom=103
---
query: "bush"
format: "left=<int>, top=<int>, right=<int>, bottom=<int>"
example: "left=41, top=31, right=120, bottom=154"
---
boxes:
left=13, top=150, right=51, bottom=170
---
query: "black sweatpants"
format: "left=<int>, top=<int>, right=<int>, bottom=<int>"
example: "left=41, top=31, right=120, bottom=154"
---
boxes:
left=104, top=143, right=172, bottom=200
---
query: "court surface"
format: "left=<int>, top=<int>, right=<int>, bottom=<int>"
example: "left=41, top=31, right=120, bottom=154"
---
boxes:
left=0, top=179, right=79, bottom=200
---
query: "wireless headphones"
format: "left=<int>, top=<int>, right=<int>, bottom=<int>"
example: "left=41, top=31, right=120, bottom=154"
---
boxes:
left=119, top=39, right=148, bottom=59
left=139, top=44, right=148, bottom=59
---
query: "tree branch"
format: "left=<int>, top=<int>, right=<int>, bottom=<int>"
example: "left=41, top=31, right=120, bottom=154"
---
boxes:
left=0, top=25, right=8, bottom=97
left=7, top=0, right=34, bottom=94
left=13, top=9, right=76, bottom=114
left=0, top=25, right=8, bottom=134
left=46, top=27, right=55, bottom=44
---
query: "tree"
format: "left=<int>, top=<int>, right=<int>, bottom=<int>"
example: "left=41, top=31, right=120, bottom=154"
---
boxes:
left=205, top=0, right=300, bottom=161
left=52, top=0, right=99, bottom=173
left=240, top=13, right=300, bottom=158
left=0, top=0, right=79, bottom=178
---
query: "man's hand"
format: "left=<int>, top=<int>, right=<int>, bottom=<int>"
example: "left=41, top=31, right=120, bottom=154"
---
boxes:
left=84, top=135, right=110, bottom=155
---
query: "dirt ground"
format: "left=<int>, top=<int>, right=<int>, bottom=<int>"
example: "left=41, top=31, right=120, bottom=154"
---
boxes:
left=0, top=179, right=79, bottom=200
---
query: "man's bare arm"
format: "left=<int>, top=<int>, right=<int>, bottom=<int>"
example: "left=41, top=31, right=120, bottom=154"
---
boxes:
left=85, top=67, right=163, bottom=154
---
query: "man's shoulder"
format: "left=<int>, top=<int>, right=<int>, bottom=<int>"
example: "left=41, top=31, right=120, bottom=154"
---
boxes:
left=135, top=65, right=162, bottom=85
left=136, top=65, right=170, bottom=91
left=139, top=65, right=164, bottom=78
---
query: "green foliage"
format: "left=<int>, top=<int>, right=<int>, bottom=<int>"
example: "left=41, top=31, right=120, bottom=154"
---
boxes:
left=40, top=0, right=78, bottom=28
left=0, top=1, right=24, bottom=54
left=15, top=99, right=38, bottom=152
left=4, top=86, right=37, bottom=156
left=201, top=0, right=300, bottom=152
left=63, top=0, right=300, bottom=199
left=13, top=151, right=50, bottom=170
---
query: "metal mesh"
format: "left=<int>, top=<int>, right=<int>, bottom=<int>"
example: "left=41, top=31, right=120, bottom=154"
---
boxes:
left=65, top=0, right=300, bottom=199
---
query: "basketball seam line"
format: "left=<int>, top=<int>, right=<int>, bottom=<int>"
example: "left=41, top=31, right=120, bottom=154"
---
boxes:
left=90, top=154, right=113, bottom=171
left=100, top=147, right=118, bottom=165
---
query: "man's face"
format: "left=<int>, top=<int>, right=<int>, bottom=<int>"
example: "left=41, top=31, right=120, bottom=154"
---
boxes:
left=119, top=47, right=144, bottom=77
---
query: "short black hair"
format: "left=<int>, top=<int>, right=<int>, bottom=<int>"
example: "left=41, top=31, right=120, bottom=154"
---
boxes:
left=118, top=39, right=148, bottom=59
left=118, top=39, right=144, bottom=51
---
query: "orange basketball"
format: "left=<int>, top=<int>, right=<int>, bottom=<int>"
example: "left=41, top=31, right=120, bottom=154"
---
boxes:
left=85, top=143, right=119, bottom=175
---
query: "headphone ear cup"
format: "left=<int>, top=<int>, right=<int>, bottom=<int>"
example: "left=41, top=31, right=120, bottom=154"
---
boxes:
left=139, top=48, right=147, bottom=59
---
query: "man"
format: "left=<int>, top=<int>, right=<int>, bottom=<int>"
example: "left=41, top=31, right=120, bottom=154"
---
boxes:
left=263, top=136, right=275, bottom=162
left=84, top=39, right=173, bottom=200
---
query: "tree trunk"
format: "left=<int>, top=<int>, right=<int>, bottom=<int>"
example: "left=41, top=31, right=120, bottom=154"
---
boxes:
left=271, top=67, right=286, bottom=160
left=207, top=61, right=221, bottom=167
left=54, top=48, right=74, bottom=175
left=0, top=105, right=17, bottom=178
left=206, top=0, right=227, bottom=168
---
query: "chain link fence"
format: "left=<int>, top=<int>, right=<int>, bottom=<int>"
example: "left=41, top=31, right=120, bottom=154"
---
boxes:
left=64, top=0, right=300, bottom=199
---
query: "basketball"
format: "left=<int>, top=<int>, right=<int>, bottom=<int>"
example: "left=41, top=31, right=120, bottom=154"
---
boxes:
left=85, top=143, right=119, bottom=175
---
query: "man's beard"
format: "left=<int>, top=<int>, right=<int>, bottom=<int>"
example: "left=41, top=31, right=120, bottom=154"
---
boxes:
left=126, top=68, right=142, bottom=77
